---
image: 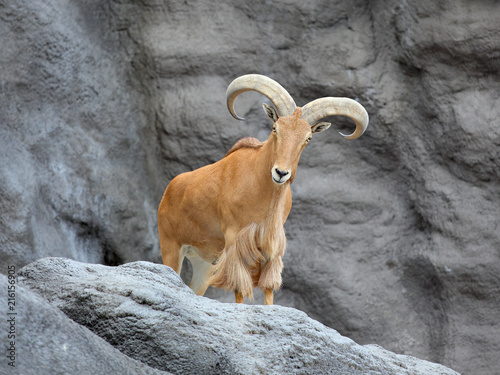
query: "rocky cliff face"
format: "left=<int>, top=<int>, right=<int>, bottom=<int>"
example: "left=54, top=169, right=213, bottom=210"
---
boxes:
left=1, top=1, right=499, bottom=374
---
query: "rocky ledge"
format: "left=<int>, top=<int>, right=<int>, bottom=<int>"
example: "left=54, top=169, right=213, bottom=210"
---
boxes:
left=14, top=257, right=459, bottom=374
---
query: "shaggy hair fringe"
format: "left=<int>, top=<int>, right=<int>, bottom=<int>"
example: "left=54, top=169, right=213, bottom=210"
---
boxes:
left=209, top=221, right=286, bottom=300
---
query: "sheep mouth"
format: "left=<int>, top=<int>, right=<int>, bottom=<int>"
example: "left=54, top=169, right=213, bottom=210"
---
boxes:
left=272, top=176, right=286, bottom=185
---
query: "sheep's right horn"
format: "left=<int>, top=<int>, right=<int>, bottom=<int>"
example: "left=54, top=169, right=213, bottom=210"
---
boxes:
left=226, top=74, right=296, bottom=120
left=301, top=97, right=369, bottom=139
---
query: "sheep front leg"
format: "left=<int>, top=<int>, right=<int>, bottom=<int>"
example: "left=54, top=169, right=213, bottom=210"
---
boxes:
left=209, top=224, right=263, bottom=302
left=258, top=255, right=283, bottom=306
left=263, top=289, right=273, bottom=305
left=235, top=291, right=244, bottom=304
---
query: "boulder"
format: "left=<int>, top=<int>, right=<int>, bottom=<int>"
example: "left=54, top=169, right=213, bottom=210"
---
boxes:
left=18, top=257, right=460, bottom=375
left=0, top=273, right=171, bottom=375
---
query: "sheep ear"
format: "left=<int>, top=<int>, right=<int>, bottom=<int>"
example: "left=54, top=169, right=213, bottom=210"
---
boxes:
left=262, top=103, right=279, bottom=122
left=311, top=122, right=331, bottom=133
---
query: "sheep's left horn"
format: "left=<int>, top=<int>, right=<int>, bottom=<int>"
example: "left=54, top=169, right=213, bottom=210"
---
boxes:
left=301, top=97, right=369, bottom=139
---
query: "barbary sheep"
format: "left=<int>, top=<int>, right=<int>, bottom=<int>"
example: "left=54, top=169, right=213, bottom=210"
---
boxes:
left=158, top=74, right=369, bottom=304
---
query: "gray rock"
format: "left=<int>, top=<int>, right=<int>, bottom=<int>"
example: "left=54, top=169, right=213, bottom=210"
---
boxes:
left=0, top=273, right=171, bottom=375
left=18, top=257, right=460, bottom=375
left=0, top=0, right=162, bottom=269
left=1, top=1, right=499, bottom=374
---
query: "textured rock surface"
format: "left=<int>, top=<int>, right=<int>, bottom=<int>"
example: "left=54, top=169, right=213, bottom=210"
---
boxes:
left=1, top=1, right=499, bottom=374
left=0, top=0, right=162, bottom=268
left=18, top=258, right=460, bottom=375
left=0, top=273, right=171, bottom=375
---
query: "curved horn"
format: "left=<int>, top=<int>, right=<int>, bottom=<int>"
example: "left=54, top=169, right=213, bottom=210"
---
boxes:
left=301, top=97, right=369, bottom=139
left=226, top=74, right=296, bottom=120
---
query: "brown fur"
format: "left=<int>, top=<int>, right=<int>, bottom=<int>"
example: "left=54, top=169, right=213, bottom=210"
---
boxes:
left=225, top=137, right=263, bottom=157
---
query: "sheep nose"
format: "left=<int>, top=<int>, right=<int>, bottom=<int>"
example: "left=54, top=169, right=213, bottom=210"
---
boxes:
left=275, top=168, right=289, bottom=178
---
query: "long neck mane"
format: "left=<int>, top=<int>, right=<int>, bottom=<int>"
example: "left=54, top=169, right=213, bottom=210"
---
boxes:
left=225, top=136, right=289, bottom=260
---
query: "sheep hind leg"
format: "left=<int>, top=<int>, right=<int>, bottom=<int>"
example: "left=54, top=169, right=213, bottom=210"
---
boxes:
left=160, top=235, right=184, bottom=275
left=188, top=254, right=214, bottom=296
